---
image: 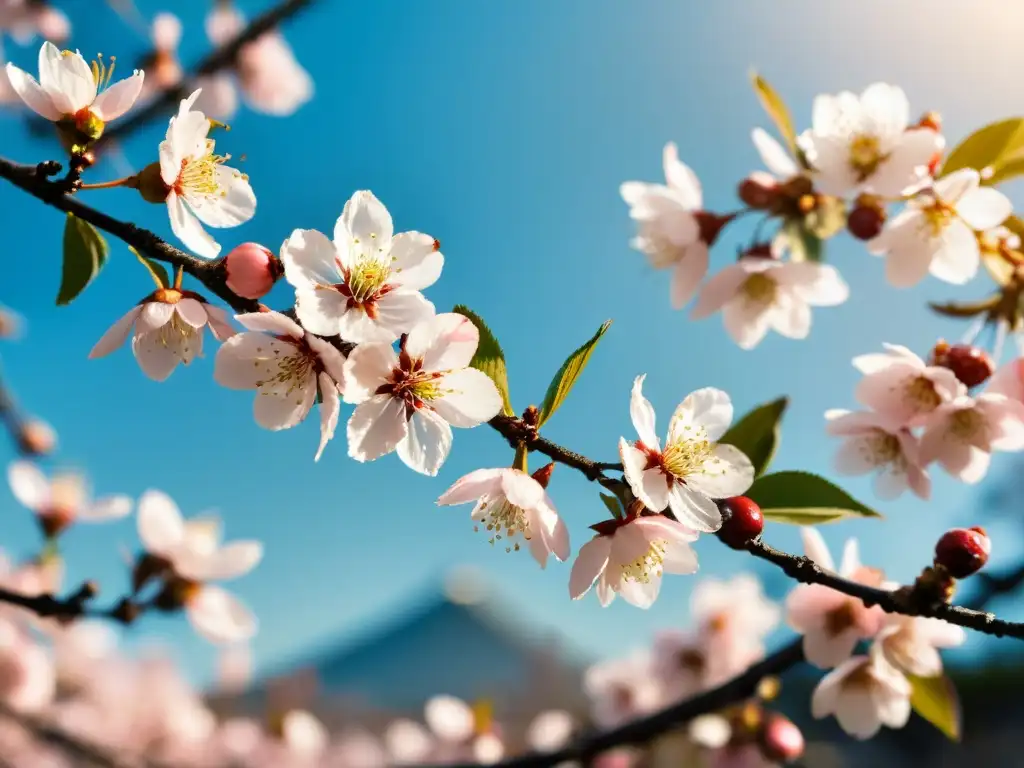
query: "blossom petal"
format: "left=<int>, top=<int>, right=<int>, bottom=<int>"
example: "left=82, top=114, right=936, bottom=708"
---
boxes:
left=690, top=263, right=748, bottom=320
left=428, top=368, right=502, bottom=428
left=189, top=168, right=256, bottom=229
left=168, top=192, right=220, bottom=259
left=187, top=586, right=256, bottom=644
left=956, top=186, right=1012, bottom=231
left=404, top=313, right=478, bottom=372
left=662, top=142, right=702, bottom=208
left=365, top=290, right=437, bottom=342
left=668, top=387, right=733, bottom=443
left=619, top=438, right=670, bottom=512
left=315, top=373, right=341, bottom=462
left=280, top=228, right=338, bottom=290
left=424, top=696, right=474, bottom=742
left=928, top=220, right=979, bottom=285
left=347, top=395, right=408, bottom=461
left=137, top=490, right=185, bottom=554
left=90, top=71, right=145, bottom=121
left=88, top=306, right=141, bottom=359
left=670, top=242, right=708, bottom=310
left=234, top=311, right=302, bottom=337
left=305, top=334, right=347, bottom=386
left=174, top=298, right=209, bottom=328
left=499, top=470, right=545, bottom=510
left=214, top=334, right=295, bottom=389
left=78, top=495, right=132, bottom=521
left=342, top=343, right=400, bottom=404
left=436, top=468, right=504, bottom=506
left=8, top=461, right=49, bottom=510
left=253, top=374, right=316, bottom=430
left=135, top=301, right=175, bottom=335
left=335, top=190, right=394, bottom=254
left=752, top=127, right=797, bottom=177
left=801, top=528, right=835, bottom=571
left=569, top=536, right=612, bottom=600
left=666, top=484, right=722, bottom=532
left=685, top=444, right=754, bottom=498
left=205, top=305, right=236, bottom=341
left=389, top=233, right=443, bottom=291
left=4, top=64, right=61, bottom=120
left=183, top=541, right=263, bottom=582
left=628, top=375, right=660, bottom=448
left=396, top=408, right=453, bottom=476
left=131, top=330, right=183, bottom=381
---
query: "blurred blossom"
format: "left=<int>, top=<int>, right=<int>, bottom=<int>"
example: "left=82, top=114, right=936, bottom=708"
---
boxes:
left=0, top=1, right=69, bottom=44
left=0, top=618, right=54, bottom=713
left=811, top=648, right=911, bottom=740
left=138, top=12, right=183, bottom=100
left=7, top=461, right=132, bottom=535
left=583, top=651, right=661, bottom=728
left=526, top=709, right=574, bottom=752
left=216, top=643, right=254, bottom=693
left=0, top=302, right=22, bottom=337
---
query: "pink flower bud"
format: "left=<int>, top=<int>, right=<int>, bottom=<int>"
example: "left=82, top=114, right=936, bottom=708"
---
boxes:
left=224, top=243, right=280, bottom=300
left=759, top=713, right=804, bottom=763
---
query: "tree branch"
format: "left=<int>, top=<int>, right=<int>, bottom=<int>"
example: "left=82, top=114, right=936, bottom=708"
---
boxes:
left=488, top=414, right=623, bottom=485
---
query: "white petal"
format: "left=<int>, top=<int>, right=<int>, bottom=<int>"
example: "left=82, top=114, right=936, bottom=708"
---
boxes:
left=668, top=387, right=733, bottom=443
left=933, top=168, right=980, bottom=203
left=306, top=334, right=348, bottom=386
left=315, top=373, right=342, bottom=462
left=628, top=374, right=659, bottom=448
left=281, top=228, right=339, bottom=290
left=752, top=127, right=797, bottom=177
left=204, top=305, right=236, bottom=341
left=685, top=444, right=754, bottom=498
left=183, top=541, right=262, bottom=582
left=347, top=395, right=408, bottom=461
left=436, top=468, right=505, bottom=506
left=187, top=586, right=256, bottom=644
left=49, top=48, right=95, bottom=113
left=690, top=263, right=747, bottom=319
left=928, top=220, right=979, bottom=285
left=78, top=495, right=132, bottom=521
left=7, top=461, right=49, bottom=510
left=335, top=190, right=394, bottom=254
left=404, top=313, right=478, bottom=372
left=389, top=233, right=444, bottom=291
left=396, top=409, right=453, bottom=476
left=662, top=142, right=702, bottom=208
left=90, top=71, right=145, bottom=121
left=168, top=192, right=220, bottom=259
left=189, top=167, right=256, bottom=228
left=88, top=307, right=141, bottom=358
left=342, top=343, right=399, bottom=404
left=4, top=64, right=60, bottom=120
left=137, top=490, right=185, bottom=554
left=569, top=536, right=613, bottom=600
left=131, top=330, right=183, bottom=382
left=234, top=311, right=302, bottom=337
left=174, top=298, right=208, bottom=329
left=955, top=187, right=1013, bottom=231
left=619, top=438, right=670, bottom=512
left=364, top=290, right=436, bottom=342
left=801, top=527, right=835, bottom=571
left=665, top=485, right=721, bottom=532
left=670, top=242, right=709, bottom=310
left=432, top=368, right=503, bottom=428
left=253, top=374, right=316, bottom=430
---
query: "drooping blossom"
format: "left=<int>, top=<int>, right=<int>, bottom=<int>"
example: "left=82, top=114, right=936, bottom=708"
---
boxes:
left=918, top=393, right=1024, bottom=483
left=582, top=652, right=661, bottom=728
left=618, top=375, right=753, bottom=531
left=621, top=143, right=720, bottom=309
left=436, top=467, right=569, bottom=568
left=868, top=169, right=1012, bottom=287
left=89, top=289, right=235, bottom=382
left=800, top=82, right=942, bottom=197
left=825, top=409, right=930, bottom=499
left=851, top=343, right=964, bottom=428
left=154, top=89, right=256, bottom=259
left=281, top=190, right=443, bottom=344
left=690, top=258, right=849, bottom=350
left=343, top=313, right=502, bottom=476
left=7, top=461, right=131, bottom=533
left=786, top=529, right=886, bottom=668
left=876, top=610, right=965, bottom=677
left=569, top=511, right=699, bottom=608
left=810, top=648, right=911, bottom=739
left=214, top=311, right=346, bottom=462
left=136, top=490, right=262, bottom=643
left=5, top=42, right=143, bottom=129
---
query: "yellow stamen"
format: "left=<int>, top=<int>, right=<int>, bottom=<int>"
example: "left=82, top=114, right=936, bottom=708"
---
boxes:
left=740, top=272, right=777, bottom=306
left=620, top=539, right=667, bottom=584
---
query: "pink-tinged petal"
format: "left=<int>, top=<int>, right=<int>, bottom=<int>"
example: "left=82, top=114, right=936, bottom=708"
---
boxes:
left=883, top=239, right=934, bottom=290
left=405, top=313, right=478, bottom=372
left=569, top=536, right=613, bottom=600
left=499, top=471, right=544, bottom=510
left=668, top=387, right=733, bottom=443
left=396, top=408, right=453, bottom=476
left=628, top=375, right=660, bottom=448
left=153, top=12, right=182, bottom=49
left=131, top=330, right=182, bottom=381
left=187, top=586, right=256, bottom=644
left=205, top=2, right=245, bottom=45
left=811, top=656, right=865, bottom=717
left=619, top=438, right=670, bottom=512
left=335, top=190, right=394, bottom=254
left=786, top=584, right=844, bottom=631
left=662, top=142, right=702, bottom=208
left=253, top=374, right=316, bottom=430
left=305, top=334, right=347, bottom=386
left=634, top=515, right=699, bottom=544
left=280, top=228, right=339, bottom=290
left=136, top=301, right=175, bottom=334
left=804, top=626, right=860, bottom=669
left=384, top=719, right=434, bottom=764
left=90, top=71, right=144, bottom=121
left=722, top=300, right=771, bottom=350
left=690, top=263, right=747, bottom=320
left=78, top=495, right=132, bottom=521
left=191, top=73, right=238, bottom=121
left=767, top=291, right=811, bottom=339
left=906, top=463, right=931, bottom=500
left=801, top=528, right=835, bottom=571
left=389, top=233, right=443, bottom=290
left=190, top=167, right=254, bottom=228
left=182, top=541, right=262, bottom=582
left=432, top=368, right=503, bottom=428
left=777, top=261, right=849, bottom=306
left=174, top=298, right=209, bottom=328
left=686, top=444, right=754, bottom=498
left=167, top=192, right=220, bottom=259
left=617, top=573, right=662, bottom=609
left=834, top=435, right=880, bottom=475
left=595, top=573, right=616, bottom=607
left=88, top=306, right=142, bottom=358
left=214, top=334, right=294, bottom=390
left=424, top=695, right=474, bottom=742
left=315, top=372, right=341, bottom=462
left=436, top=468, right=504, bottom=506
left=752, top=127, right=797, bottom=177
left=665, top=484, right=721, bottom=532
left=347, top=395, right=408, bottom=461
left=51, top=49, right=96, bottom=112
left=342, top=343, right=400, bottom=404
left=7, top=461, right=49, bottom=510
left=5, top=64, right=61, bottom=120
left=136, top=490, right=185, bottom=554
left=526, top=711, right=574, bottom=753
left=825, top=408, right=879, bottom=436
left=204, top=305, right=236, bottom=340
left=852, top=344, right=920, bottom=373
left=536, top=497, right=570, bottom=563
left=670, top=242, right=708, bottom=310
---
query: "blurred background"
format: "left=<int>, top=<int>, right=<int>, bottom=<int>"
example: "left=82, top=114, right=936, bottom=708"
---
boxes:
left=3, top=0, right=1024, bottom=765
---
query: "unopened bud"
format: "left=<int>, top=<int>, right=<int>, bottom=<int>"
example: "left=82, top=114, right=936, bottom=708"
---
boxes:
left=759, top=714, right=805, bottom=763
left=521, top=405, right=540, bottom=428
left=929, top=341, right=994, bottom=389
left=132, top=162, right=171, bottom=204
left=915, top=111, right=942, bottom=133
left=223, top=243, right=280, bottom=300
left=18, top=420, right=56, bottom=457
left=935, top=526, right=990, bottom=580
left=737, top=172, right=779, bottom=210
left=847, top=196, right=886, bottom=241
left=694, top=211, right=735, bottom=246
left=531, top=462, right=555, bottom=489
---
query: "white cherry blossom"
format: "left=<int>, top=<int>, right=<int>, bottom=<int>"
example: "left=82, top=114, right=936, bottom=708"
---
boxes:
left=877, top=612, right=965, bottom=677
left=868, top=169, right=1012, bottom=287
left=214, top=311, right=346, bottom=462
left=690, top=258, right=848, bottom=350
left=852, top=343, right=965, bottom=428
left=89, top=290, right=235, bottom=382
left=811, top=649, right=911, bottom=740
left=436, top=467, right=569, bottom=568
left=825, top=409, right=930, bottom=499
left=801, top=82, right=942, bottom=197
left=281, top=190, right=443, bottom=344
left=618, top=375, right=753, bottom=532
left=342, top=313, right=502, bottom=476
left=7, top=461, right=131, bottom=529
left=918, top=393, right=1024, bottom=483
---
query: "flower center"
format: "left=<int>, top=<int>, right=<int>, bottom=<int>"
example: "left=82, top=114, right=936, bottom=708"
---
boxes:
left=343, top=253, right=393, bottom=304
left=660, top=429, right=713, bottom=480
left=474, top=497, right=531, bottom=554
left=740, top=272, right=777, bottom=306
left=864, top=430, right=902, bottom=466
left=87, top=52, right=117, bottom=90
left=921, top=200, right=956, bottom=237
left=948, top=406, right=986, bottom=442
left=842, top=662, right=877, bottom=691
left=156, top=312, right=199, bottom=358
left=620, top=539, right=667, bottom=584
left=253, top=341, right=317, bottom=399
left=676, top=649, right=706, bottom=673
left=902, top=375, right=942, bottom=414
left=823, top=601, right=857, bottom=637
left=848, top=133, right=885, bottom=180
left=611, top=684, right=634, bottom=711
left=175, top=139, right=232, bottom=198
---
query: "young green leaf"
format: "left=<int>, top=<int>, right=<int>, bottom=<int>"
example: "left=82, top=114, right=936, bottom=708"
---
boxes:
left=536, top=320, right=612, bottom=427
left=927, top=296, right=999, bottom=319
left=599, top=492, right=623, bottom=519
left=718, top=396, right=788, bottom=478
left=750, top=71, right=797, bottom=154
left=940, top=117, right=1024, bottom=181
left=57, top=213, right=109, bottom=305
left=746, top=470, right=882, bottom=522
left=761, top=508, right=849, bottom=526
left=130, top=246, right=170, bottom=290
left=452, top=305, right=514, bottom=417
left=908, top=673, right=961, bottom=742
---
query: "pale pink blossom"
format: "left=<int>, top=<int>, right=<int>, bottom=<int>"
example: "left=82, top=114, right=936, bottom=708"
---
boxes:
left=0, top=621, right=54, bottom=713
left=526, top=710, right=574, bottom=753
left=811, top=649, right=911, bottom=739
left=436, top=467, right=569, bottom=567
left=618, top=375, right=753, bottom=531
left=89, top=291, right=235, bottom=382
left=216, top=644, right=253, bottom=694
left=384, top=718, right=436, bottom=765
left=852, top=343, right=965, bottom=428
left=918, top=393, right=1024, bottom=483
left=282, top=190, right=443, bottom=344
left=569, top=513, right=699, bottom=608
left=49, top=620, right=117, bottom=689
left=868, top=169, right=1012, bottom=287
left=329, top=729, right=387, bottom=768
left=751, top=127, right=801, bottom=182
left=876, top=612, right=965, bottom=677
left=825, top=409, right=930, bottom=499
left=987, top=357, right=1024, bottom=402
left=583, top=652, right=661, bottom=728
left=620, top=143, right=711, bottom=309
left=7, top=460, right=131, bottom=527
left=786, top=529, right=886, bottom=669
left=214, top=311, right=346, bottom=461
left=390, top=695, right=503, bottom=766
left=651, top=630, right=716, bottom=699
left=0, top=1, right=69, bottom=44
left=138, top=12, right=182, bottom=99
left=690, top=258, right=848, bottom=350
left=689, top=573, right=780, bottom=671
left=343, top=313, right=502, bottom=476
left=192, top=72, right=238, bottom=121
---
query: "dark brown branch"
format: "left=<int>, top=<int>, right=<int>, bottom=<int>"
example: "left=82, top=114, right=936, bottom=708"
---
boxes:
left=489, top=414, right=623, bottom=485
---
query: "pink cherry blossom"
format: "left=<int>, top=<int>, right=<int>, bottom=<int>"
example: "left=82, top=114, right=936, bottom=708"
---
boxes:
left=436, top=467, right=570, bottom=567
left=689, top=573, right=780, bottom=672
left=0, top=1, right=69, bottom=44
left=825, top=409, right=930, bottom=499
left=343, top=313, right=503, bottom=476
left=619, top=375, right=753, bottom=532
left=811, top=649, right=911, bottom=739
left=390, top=695, right=504, bottom=766
left=690, top=258, right=848, bottom=350
left=0, top=619, right=54, bottom=713
left=987, top=357, right=1024, bottom=402
left=852, top=343, right=965, bottom=428
left=876, top=612, right=965, bottom=677
left=919, top=393, right=1024, bottom=483
left=214, top=311, right=346, bottom=462
left=582, top=652, right=661, bottom=728
left=569, top=513, right=699, bottom=608
left=7, top=460, right=131, bottom=527
left=786, top=529, right=886, bottom=669
left=89, top=290, right=236, bottom=382
left=651, top=629, right=716, bottom=700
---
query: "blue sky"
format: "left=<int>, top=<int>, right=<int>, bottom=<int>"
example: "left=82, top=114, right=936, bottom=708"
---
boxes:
left=2, top=0, right=1024, bottom=687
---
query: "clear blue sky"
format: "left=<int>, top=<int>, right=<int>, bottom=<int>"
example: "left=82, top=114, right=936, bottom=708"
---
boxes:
left=2, top=0, right=1023, bottom=686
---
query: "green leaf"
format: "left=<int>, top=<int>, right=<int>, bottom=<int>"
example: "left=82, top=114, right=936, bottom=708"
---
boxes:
left=57, top=213, right=109, bottom=305
left=778, top=219, right=822, bottom=263
left=928, top=296, right=999, bottom=319
left=804, top=195, right=847, bottom=240
left=908, top=673, right=961, bottom=742
left=452, top=305, right=514, bottom=417
left=940, top=117, right=1024, bottom=180
left=599, top=492, right=623, bottom=519
left=719, top=396, right=788, bottom=478
left=750, top=71, right=797, bottom=154
left=536, top=320, right=612, bottom=427
left=130, top=246, right=170, bottom=289
left=746, top=470, right=882, bottom=523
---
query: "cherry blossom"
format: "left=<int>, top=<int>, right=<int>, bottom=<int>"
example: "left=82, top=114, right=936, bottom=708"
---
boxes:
left=825, top=409, right=930, bottom=499
left=7, top=461, right=131, bottom=531
left=89, top=289, right=235, bottom=382
left=868, top=169, right=1012, bottom=287
left=810, top=649, right=911, bottom=740
left=582, top=652, right=661, bottom=728
left=876, top=612, right=965, bottom=677
left=786, top=529, right=886, bottom=669
left=987, top=357, right=1024, bottom=401
left=650, top=629, right=716, bottom=700
left=155, top=89, right=256, bottom=259
left=281, top=190, right=443, bottom=344
left=214, top=311, right=346, bottom=462
left=918, top=392, right=1024, bottom=483
left=800, top=82, right=942, bottom=197
left=689, top=573, right=781, bottom=659
left=525, top=710, right=574, bottom=753
left=852, top=343, right=964, bottom=428
left=0, top=619, right=54, bottom=713
left=136, top=489, right=262, bottom=643
left=0, top=1, right=69, bottom=45
left=138, top=12, right=182, bottom=99
left=569, top=512, right=699, bottom=608
left=751, top=127, right=801, bottom=183
left=436, top=467, right=570, bottom=567
left=343, top=313, right=502, bottom=476
left=618, top=375, right=754, bottom=531
left=690, top=258, right=849, bottom=350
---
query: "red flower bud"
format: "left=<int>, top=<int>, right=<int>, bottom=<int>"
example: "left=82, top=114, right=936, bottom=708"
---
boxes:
left=717, top=496, right=764, bottom=549
left=759, top=714, right=805, bottom=763
left=738, top=172, right=779, bottom=210
left=531, top=462, right=555, bottom=489
left=935, top=526, right=990, bottom=579
left=224, top=243, right=280, bottom=300
left=847, top=203, right=886, bottom=241
left=929, top=341, right=994, bottom=389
